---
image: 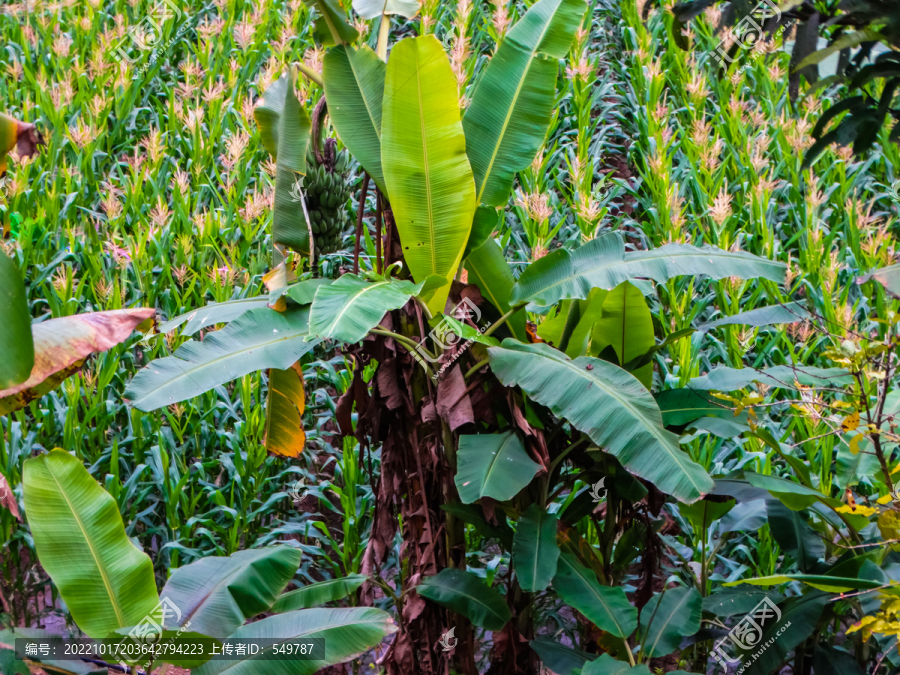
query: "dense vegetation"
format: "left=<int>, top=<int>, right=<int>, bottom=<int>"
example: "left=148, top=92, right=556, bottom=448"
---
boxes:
left=0, top=0, right=899, bottom=674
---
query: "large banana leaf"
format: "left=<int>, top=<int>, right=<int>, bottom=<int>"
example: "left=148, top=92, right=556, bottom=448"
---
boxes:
left=352, top=0, right=419, bottom=18
left=255, top=69, right=311, bottom=174
left=589, top=281, right=654, bottom=388
left=687, top=365, right=854, bottom=391
left=159, top=296, right=273, bottom=336
left=0, top=250, right=34, bottom=389
left=274, top=163, right=310, bottom=254
left=0, top=308, right=154, bottom=415
left=323, top=46, right=388, bottom=194
left=23, top=450, right=159, bottom=638
left=455, top=431, right=542, bottom=503
left=381, top=35, right=477, bottom=314
left=583, top=655, right=651, bottom=675
left=305, top=0, right=359, bottom=45
left=192, top=607, right=396, bottom=675
left=272, top=574, right=368, bottom=612
left=511, top=233, right=786, bottom=308
left=416, top=568, right=511, bottom=630
left=464, top=238, right=528, bottom=342
left=160, top=547, right=302, bottom=639
left=552, top=552, right=636, bottom=638
left=488, top=340, right=713, bottom=502
left=697, top=302, right=810, bottom=332
left=463, top=0, right=586, bottom=206
left=265, top=363, right=307, bottom=458
left=125, top=307, right=319, bottom=411
left=512, top=504, right=560, bottom=592
left=638, top=587, right=702, bottom=657
left=308, top=274, right=423, bottom=343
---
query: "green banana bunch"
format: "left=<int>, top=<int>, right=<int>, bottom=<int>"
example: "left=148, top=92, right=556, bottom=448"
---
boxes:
left=302, top=143, right=352, bottom=255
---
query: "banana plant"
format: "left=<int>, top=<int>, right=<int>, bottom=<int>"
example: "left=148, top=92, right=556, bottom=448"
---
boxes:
left=122, top=0, right=807, bottom=671
left=12, top=449, right=396, bottom=675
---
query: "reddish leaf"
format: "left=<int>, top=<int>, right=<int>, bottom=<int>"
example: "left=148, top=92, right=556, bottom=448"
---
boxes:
left=0, top=473, right=21, bottom=522
left=0, top=308, right=154, bottom=415
left=0, top=113, right=44, bottom=173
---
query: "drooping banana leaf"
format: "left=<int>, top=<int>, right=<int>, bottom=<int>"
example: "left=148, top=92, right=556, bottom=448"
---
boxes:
left=455, top=431, right=542, bottom=503
left=0, top=250, right=34, bottom=389
left=274, top=163, right=310, bottom=254
left=488, top=340, right=713, bottom=503
left=381, top=35, right=477, bottom=314
left=552, top=552, right=637, bottom=638
left=160, top=547, right=302, bottom=639
left=265, top=363, right=307, bottom=458
left=857, top=263, right=900, bottom=297
left=158, top=296, right=273, bottom=336
left=464, top=238, right=528, bottom=342
left=272, top=574, right=368, bottom=612
left=125, top=306, right=319, bottom=411
left=463, top=0, right=586, bottom=206
left=637, top=587, right=702, bottom=657
left=308, top=274, right=423, bottom=343
left=589, top=281, right=654, bottom=388
left=0, top=308, right=154, bottom=416
left=687, top=365, right=854, bottom=391
left=192, top=607, right=397, bottom=675
left=416, top=568, right=511, bottom=630
left=697, top=301, right=810, bottom=332
left=352, top=0, right=419, bottom=18
left=512, top=504, right=560, bottom=592
left=304, top=0, right=359, bottom=46
left=511, top=233, right=786, bottom=308
left=23, top=450, right=159, bottom=638
left=323, top=45, right=388, bottom=194
left=255, top=69, right=311, bottom=174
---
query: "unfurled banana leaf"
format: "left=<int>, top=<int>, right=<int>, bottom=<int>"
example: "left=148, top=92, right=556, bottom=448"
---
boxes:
left=512, top=504, right=560, bottom=592
left=511, top=233, right=786, bottom=308
left=265, top=363, right=307, bottom=458
left=159, top=296, right=273, bottom=336
left=193, top=607, right=396, bottom=675
left=464, top=206, right=501, bottom=261
left=464, top=239, right=528, bottom=342
left=381, top=35, right=477, bottom=314
left=160, top=547, right=302, bottom=639
left=463, top=0, right=586, bottom=206
left=309, top=274, right=423, bottom=343
left=23, top=450, right=159, bottom=638
left=273, top=574, right=368, bottom=612
left=417, top=568, right=511, bottom=630
left=724, top=574, right=883, bottom=592
left=274, top=163, right=310, bottom=254
left=687, top=365, right=853, bottom=391
left=305, top=0, right=359, bottom=45
left=1, top=308, right=154, bottom=416
left=255, top=70, right=311, bottom=174
left=285, top=278, right=334, bottom=305
left=0, top=250, right=34, bottom=389
left=637, top=586, right=702, bottom=657
left=552, top=552, right=637, bottom=638
left=323, top=46, right=388, bottom=194
left=697, top=302, right=810, bottom=332
left=125, top=307, right=319, bottom=411
left=583, top=654, right=651, bottom=675
left=454, top=431, right=542, bottom=503
left=589, top=281, right=654, bottom=388
left=352, top=0, right=418, bottom=18
left=488, top=340, right=713, bottom=503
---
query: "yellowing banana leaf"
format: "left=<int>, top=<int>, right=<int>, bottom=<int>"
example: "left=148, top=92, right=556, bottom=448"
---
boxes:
left=0, top=250, right=33, bottom=389
left=323, top=45, right=387, bottom=194
left=381, top=35, right=477, bottom=314
left=124, top=306, right=319, bottom=411
left=723, top=574, right=886, bottom=592
left=0, top=308, right=154, bottom=416
left=463, top=0, right=586, bottom=206
left=23, top=450, right=159, bottom=638
left=488, top=340, right=713, bottom=503
left=0, top=112, right=43, bottom=174
left=265, top=363, right=307, bottom=458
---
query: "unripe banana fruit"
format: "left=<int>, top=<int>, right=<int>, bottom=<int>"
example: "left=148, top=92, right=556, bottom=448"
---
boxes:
left=302, top=141, right=352, bottom=255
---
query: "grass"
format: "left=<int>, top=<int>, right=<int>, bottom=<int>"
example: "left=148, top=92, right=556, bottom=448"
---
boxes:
left=0, top=0, right=899, bottom=668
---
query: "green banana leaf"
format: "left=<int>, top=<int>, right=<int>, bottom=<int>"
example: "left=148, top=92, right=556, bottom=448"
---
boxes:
left=859, top=262, right=900, bottom=296
left=697, top=301, right=810, bottom=332
left=724, top=574, right=885, bottom=592
left=637, top=586, right=701, bottom=657
left=308, top=274, right=423, bottom=343
left=464, top=238, right=528, bottom=342
left=589, top=281, right=654, bottom=388
left=455, top=431, right=542, bottom=503
left=192, top=607, right=396, bottom=675
left=552, top=552, right=637, bottom=638
left=381, top=35, right=477, bottom=314
left=352, top=0, right=418, bottom=18
left=304, top=0, right=359, bottom=45
left=512, top=504, right=560, bottom=592
left=274, top=163, right=310, bottom=254
left=265, top=364, right=308, bottom=458
left=23, top=450, right=159, bottom=638
left=488, top=340, right=713, bottom=503
left=654, top=388, right=738, bottom=427
left=0, top=250, right=33, bottom=389
left=158, top=296, right=273, bottom=336
left=272, top=574, right=368, bottom=612
left=416, top=568, right=511, bottom=630
left=255, top=69, right=311, bottom=174
left=285, top=278, right=334, bottom=305
left=511, top=233, right=785, bottom=308
left=160, top=547, right=302, bottom=639
left=766, top=500, right=824, bottom=572
left=323, top=45, right=388, bottom=194
left=687, top=365, right=853, bottom=391
left=583, top=655, right=652, bottom=675
left=463, top=0, right=586, bottom=206
left=125, top=307, right=319, bottom=411
left=0, top=308, right=154, bottom=416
